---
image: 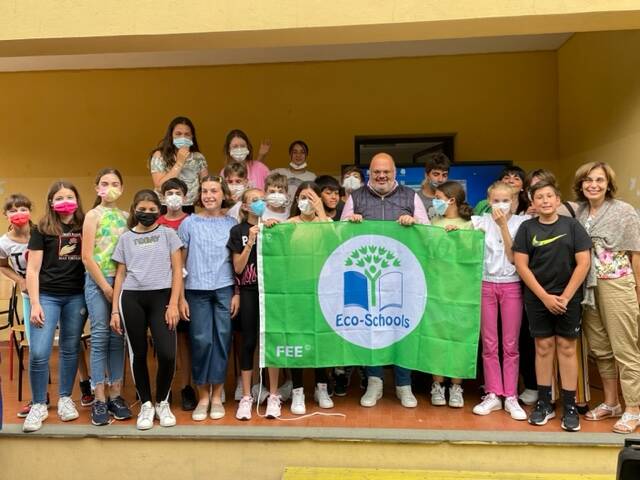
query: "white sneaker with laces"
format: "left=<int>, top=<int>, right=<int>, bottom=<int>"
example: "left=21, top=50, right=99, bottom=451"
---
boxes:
left=251, top=383, right=269, bottom=405
left=448, top=384, right=464, bottom=408
left=473, top=393, right=502, bottom=415
left=519, top=388, right=538, bottom=406
left=504, top=396, right=527, bottom=420
left=314, top=383, right=334, bottom=409
left=236, top=396, right=253, bottom=420
left=234, top=377, right=243, bottom=401
left=137, top=401, right=155, bottom=430
left=266, top=394, right=282, bottom=419
left=291, top=387, right=306, bottom=415
left=430, top=382, right=446, bottom=406
left=23, top=403, right=48, bottom=432
left=396, top=385, right=418, bottom=408
left=360, top=376, right=383, bottom=407
left=278, top=380, right=293, bottom=402
left=57, top=396, right=79, bottom=422
left=155, top=401, right=176, bottom=427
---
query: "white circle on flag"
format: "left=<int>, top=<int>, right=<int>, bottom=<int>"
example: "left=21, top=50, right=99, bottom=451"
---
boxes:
left=318, top=234, right=427, bottom=349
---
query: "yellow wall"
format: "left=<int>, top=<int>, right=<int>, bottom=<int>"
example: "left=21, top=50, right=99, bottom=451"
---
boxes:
left=0, top=50, right=558, bottom=230
left=558, top=29, right=640, bottom=207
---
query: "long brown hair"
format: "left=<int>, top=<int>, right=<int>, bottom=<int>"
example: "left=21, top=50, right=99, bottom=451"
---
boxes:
left=436, top=181, right=473, bottom=221
left=92, top=167, right=124, bottom=208
left=223, top=129, right=254, bottom=167
left=150, top=116, right=201, bottom=170
left=38, top=181, right=85, bottom=236
left=196, top=175, right=233, bottom=210
left=127, top=190, right=161, bottom=229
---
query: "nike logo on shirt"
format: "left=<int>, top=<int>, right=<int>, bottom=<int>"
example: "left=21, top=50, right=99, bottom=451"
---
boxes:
left=532, top=234, right=567, bottom=247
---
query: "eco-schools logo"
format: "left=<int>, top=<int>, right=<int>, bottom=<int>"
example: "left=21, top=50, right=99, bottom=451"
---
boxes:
left=318, top=235, right=426, bottom=349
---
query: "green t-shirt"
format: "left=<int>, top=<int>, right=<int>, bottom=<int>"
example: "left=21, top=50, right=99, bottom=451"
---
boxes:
left=431, top=216, right=473, bottom=230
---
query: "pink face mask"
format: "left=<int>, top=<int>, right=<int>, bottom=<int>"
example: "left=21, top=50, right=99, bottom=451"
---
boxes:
left=52, top=200, right=78, bottom=215
left=8, top=211, right=30, bottom=227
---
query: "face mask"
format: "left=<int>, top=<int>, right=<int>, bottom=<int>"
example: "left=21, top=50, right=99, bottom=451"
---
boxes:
left=52, top=200, right=78, bottom=215
left=98, top=186, right=122, bottom=203
left=290, top=161, right=307, bottom=171
left=229, top=147, right=250, bottom=161
left=249, top=199, right=266, bottom=217
left=298, top=198, right=314, bottom=215
left=135, top=211, right=159, bottom=227
left=342, top=176, right=362, bottom=191
left=432, top=198, right=450, bottom=216
left=165, top=194, right=183, bottom=211
left=492, top=201, right=512, bottom=214
left=8, top=211, right=30, bottom=227
left=173, top=137, right=193, bottom=149
left=266, top=192, right=288, bottom=208
left=228, top=184, right=246, bottom=199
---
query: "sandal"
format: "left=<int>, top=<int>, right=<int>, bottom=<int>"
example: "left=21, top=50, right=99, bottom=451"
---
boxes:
left=584, top=402, right=623, bottom=421
left=613, top=412, right=640, bottom=434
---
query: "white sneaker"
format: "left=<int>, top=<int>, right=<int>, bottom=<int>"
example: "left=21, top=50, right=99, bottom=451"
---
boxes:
left=23, top=403, right=48, bottom=432
left=278, top=380, right=293, bottom=402
left=191, top=402, right=209, bottom=422
left=209, top=403, right=225, bottom=420
left=519, top=388, right=538, bottom=406
left=314, top=383, right=334, bottom=409
left=473, top=393, right=502, bottom=416
left=266, top=394, right=282, bottom=419
left=360, top=376, right=383, bottom=407
left=448, top=384, right=464, bottom=408
left=57, top=396, right=79, bottom=422
left=137, top=401, right=155, bottom=430
left=155, top=401, right=176, bottom=427
left=234, top=377, right=243, bottom=401
left=236, top=396, right=253, bottom=420
left=291, top=387, right=306, bottom=415
left=395, top=385, right=417, bottom=408
left=251, top=383, right=269, bottom=405
left=505, top=396, right=527, bottom=421
left=430, top=382, right=446, bottom=406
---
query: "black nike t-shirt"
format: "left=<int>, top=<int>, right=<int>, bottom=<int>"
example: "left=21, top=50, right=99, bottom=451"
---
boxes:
left=512, top=215, right=591, bottom=300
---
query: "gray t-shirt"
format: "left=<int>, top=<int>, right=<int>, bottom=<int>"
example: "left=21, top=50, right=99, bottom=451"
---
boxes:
left=416, top=189, right=436, bottom=220
left=112, top=226, right=183, bottom=291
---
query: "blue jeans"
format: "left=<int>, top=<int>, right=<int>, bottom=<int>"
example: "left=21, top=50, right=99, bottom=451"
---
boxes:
left=85, top=274, right=125, bottom=389
left=29, top=292, right=87, bottom=404
left=186, top=287, right=233, bottom=385
left=366, top=366, right=412, bottom=387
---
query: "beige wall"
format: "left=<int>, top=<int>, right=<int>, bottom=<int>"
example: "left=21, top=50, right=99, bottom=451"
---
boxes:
left=558, top=29, right=640, bottom=207
left=0, top=50, right=558, bottom=230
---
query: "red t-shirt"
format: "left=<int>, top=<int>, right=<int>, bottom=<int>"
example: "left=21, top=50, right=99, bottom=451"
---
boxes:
left=157, top=213, right=188, bottom=230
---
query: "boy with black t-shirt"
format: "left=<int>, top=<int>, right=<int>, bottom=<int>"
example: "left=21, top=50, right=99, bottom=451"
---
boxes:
left=513, top=180, right=591, bottom=432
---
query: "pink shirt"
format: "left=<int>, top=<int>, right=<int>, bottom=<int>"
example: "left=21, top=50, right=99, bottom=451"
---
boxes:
left=220, top=161, right=270, bottom=190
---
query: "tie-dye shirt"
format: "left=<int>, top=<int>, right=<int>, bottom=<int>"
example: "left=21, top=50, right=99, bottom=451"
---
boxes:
left=93, top=206, right=128, bottom=277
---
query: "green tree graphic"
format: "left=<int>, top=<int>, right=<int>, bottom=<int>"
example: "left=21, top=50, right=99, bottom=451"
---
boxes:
left=344, top=245, right=400, bottom=307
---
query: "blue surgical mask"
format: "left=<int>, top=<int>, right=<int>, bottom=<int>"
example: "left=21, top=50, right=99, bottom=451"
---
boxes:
left=173, top=137, right=193, bottom=149
left=250, top=199, right=266, bottom=217
left=432, top=198, right=449, bottom=216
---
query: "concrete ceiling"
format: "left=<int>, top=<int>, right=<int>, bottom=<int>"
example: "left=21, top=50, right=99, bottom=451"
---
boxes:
left=0, top=33, right=572, bottom=72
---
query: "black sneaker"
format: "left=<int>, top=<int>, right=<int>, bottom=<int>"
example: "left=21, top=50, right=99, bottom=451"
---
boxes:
left=576, top=403, right=590, bottom=415
left=79, top=379, right=95, bottom=407
left=528, top=400, right=556, bottom=426
left=181, top=385, right=197, bottom=411
left=91, top=400, right=110, bottom=426
left=358, top=367, right=368, bottom=390
left=334, top=373, right=348, bottom=397
left=107, top=396, right=132, bottom=420
left=561, top=405, right=581, bottom=432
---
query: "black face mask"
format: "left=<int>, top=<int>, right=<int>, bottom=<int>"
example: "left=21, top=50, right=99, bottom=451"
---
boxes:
left=135, top=211, right=159, bottom=227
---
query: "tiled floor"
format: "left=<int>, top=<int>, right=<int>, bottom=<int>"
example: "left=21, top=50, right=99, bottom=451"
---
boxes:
left=0, top=341, right=616, bottom=434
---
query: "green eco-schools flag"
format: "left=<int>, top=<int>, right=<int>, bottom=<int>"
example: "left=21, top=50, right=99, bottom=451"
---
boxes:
left=258, top=220, right=484, bottom=379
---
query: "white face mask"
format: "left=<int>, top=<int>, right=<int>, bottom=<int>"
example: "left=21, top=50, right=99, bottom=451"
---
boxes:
left=492, top=201, right=512, bottom=214
left=228, top=183, right=246, bottom=199
left=290, top=161, right=307, bottom=171
left=165, top=193, right=183, bottom=211
left=266, top=192, right=288, bottom=208
left=298, top=198, right=314, bottom=215
left=342, top=176, right=362, bottom=191
left=230, top=147, right=250, bottom=161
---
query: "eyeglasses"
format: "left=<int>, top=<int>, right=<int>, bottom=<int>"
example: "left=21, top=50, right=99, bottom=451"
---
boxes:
left=582, top=177, right=607, bottom=185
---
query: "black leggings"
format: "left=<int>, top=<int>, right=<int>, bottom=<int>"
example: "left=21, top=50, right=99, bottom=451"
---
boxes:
left=239, top=288, right=259, bottom=371
left=291, top=369, right=328, bottom=389
left=519, top=309, right=537, bottom=391
left=121, top=289, right=176, bottom=404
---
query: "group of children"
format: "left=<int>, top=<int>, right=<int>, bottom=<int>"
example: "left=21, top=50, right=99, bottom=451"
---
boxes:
left=2, top=116, right=636, bottom=435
